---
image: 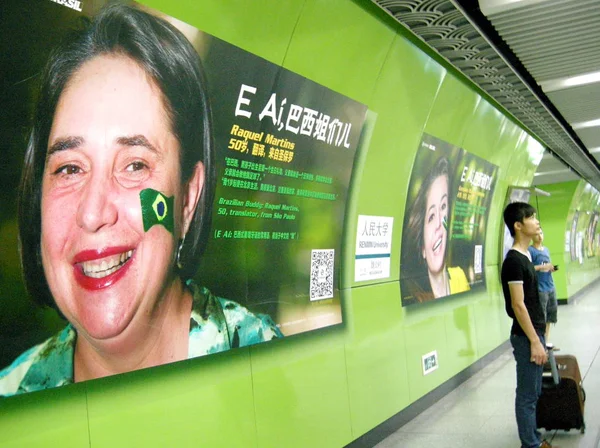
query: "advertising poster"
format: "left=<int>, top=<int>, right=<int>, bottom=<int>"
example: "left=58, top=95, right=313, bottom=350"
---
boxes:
left=0, top=1, right=367, bottom=396
left=400, top=134, right=498, bottom=306
left=570, top=211, right=580, bottom=261
left=576, top=232, right=584, bottom=264
left=585, top=212, right=599, bottom=258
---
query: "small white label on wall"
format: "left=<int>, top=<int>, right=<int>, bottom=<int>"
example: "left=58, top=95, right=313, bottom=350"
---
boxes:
left=422, top=350, right=439, bottom=376
left=474, top=245, right=483, bottom=274
left=355, top=215, right=393, bottom=282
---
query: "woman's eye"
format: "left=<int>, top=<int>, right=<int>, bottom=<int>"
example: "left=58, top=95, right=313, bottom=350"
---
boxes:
left=53, top=164, right=81, bottom=176
left=428, top=213, right=435, bottom=224
left=117, top=159, right=151, bottom=188
left=441, top=202, right=447, bottom=211
left=125, top=161, right=148, bottom=172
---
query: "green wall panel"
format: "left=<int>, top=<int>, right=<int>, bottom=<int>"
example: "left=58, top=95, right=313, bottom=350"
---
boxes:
left=473, top=267, right=511, bottom=357
left=341, top=110, right=378, bottom=289
left=344, top=283, right=410, bottom=439
left=562, top=182, right=600, bottom=297
left=534, top=181, right=579, bottom=300
left=504, top=133, right=544, bottom=189
left=250, top=331, right=352, bottom=448
left=534, top=180, right=600, bottom=301
left=402, top=305, right=449, bottom=401
left=443, top=302, right=478, bottom=376
left=461, top=97, right=504, bottom=160
left=483, top=119, right=525, bottom=267
left=347, top=35, right=446, bottom=288
left=1, top=1, right=577, bottom=447
left=86, top=349, right=257, bottom=448
left=520, top=136, right=545, bottom=184
left=283, top=0, right=396, bottom=105
left=461, top=98, right=518, bottom=269
left=424, top=75, right=480, bottom=146
left=138, top=0, right=306, bottom=65
left=0, top=383, right=89, bottom=448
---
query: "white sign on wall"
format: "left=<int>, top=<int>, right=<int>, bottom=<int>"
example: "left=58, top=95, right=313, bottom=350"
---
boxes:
left=577, top=231, right=584, bottom=264
left=354, top=215, right=393, bottom=282
left=422, top=350, right=439, bottom=375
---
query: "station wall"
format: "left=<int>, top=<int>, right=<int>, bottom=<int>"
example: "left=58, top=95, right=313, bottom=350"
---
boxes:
left=1, top=1, right=597, bottom=447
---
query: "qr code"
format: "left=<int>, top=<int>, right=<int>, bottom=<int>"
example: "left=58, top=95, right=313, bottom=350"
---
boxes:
left=474, top=245, right=483, bottom=274
left=310, top=249, right=334, bottom=301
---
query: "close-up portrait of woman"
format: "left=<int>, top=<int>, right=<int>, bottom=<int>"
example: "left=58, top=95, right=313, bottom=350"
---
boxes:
left=0, top=3, right=282, bottom=397
left=401, top=156, right=470, bottom=304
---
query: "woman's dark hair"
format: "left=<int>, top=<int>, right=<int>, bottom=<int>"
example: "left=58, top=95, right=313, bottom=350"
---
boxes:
left=401, top=156, right=450, bottom=303
left=503, top=202, right=536, bottom=237
left=18, top=4, right=214, bottom=309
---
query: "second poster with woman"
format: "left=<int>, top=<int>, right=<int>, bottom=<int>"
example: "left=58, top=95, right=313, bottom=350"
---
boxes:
left=400, top=134, right=498, bottom=306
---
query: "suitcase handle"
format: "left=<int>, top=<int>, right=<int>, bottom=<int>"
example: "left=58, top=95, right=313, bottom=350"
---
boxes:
left=546, top=346, right=560, bottom=386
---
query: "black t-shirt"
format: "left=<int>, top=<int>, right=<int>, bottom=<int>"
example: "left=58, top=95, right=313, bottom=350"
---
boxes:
left=501, top=249, right=545, bottom=336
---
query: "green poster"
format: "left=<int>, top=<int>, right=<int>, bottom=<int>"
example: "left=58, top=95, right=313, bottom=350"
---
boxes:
left=400, top=133, right=498, bottom=306
left=0, top=1, right=366, bottom=397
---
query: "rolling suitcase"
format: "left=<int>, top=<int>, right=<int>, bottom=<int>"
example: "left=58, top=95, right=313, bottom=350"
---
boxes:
left=536, top=351, right=586, bottom=433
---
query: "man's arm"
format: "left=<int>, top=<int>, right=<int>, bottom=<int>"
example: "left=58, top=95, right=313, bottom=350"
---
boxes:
left=508, top=282, right=548, bottom=365
left=529, top=249, right=554, bottom=272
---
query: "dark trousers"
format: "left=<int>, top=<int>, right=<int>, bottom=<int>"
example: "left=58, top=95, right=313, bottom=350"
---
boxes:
left=511, top=333, right=545, bottom=448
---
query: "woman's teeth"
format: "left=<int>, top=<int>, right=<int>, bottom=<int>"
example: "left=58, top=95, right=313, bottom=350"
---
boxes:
left=433, top=238, right=442, bottom=252
left=81, top=250, right=133, bottom=278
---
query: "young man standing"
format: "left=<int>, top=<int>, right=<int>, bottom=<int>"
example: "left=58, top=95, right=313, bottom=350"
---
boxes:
left=502, top=202, right=554, bottom=448
left=529, top=229, right=559, bottom=345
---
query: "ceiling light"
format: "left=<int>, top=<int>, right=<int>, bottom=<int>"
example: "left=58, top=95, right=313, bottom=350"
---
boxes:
left=540, top=71, right=600, bottom=93
left=479, top=0, right=549, bottom=16
left=572, top=119, right=600, bottom=130
left=534, top=169, right=569, bottom=177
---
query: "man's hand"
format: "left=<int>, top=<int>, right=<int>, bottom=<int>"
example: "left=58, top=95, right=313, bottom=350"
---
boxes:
left=537, top=263, right=555, bottom=272
left=530, top=339, right=548, bottom=365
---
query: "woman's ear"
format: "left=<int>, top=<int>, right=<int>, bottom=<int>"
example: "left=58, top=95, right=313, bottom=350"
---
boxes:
left=181, top=162, right=204, bottom=236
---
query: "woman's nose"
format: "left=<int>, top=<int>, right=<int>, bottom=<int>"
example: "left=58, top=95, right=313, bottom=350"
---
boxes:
left=76, top=173, right=118, bottom=232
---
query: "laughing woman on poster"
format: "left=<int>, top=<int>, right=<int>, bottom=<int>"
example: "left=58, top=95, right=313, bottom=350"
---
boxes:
left=403, top=156, right=470, bottom=303
left=0, top=4, right=282, bottom=397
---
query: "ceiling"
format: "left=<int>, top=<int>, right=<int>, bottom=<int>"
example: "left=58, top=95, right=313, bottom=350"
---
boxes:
left=371, top=0, right=600, bottom=190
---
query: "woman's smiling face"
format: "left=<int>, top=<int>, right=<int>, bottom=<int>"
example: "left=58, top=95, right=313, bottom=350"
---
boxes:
left=41, top=54, right=188, bottom=343
left=422, top=174, right=448, bottom=275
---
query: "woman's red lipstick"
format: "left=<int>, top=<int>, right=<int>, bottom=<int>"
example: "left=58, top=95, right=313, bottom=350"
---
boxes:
left=73, top=246, right=134, bottom=290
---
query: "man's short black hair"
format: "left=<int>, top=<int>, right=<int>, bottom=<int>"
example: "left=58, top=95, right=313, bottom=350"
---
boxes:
left=504, top=202, right=536, bottom=237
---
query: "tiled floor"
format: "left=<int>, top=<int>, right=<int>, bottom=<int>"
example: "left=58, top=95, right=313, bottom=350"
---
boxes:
left=376, top=285, right=600, bottom=448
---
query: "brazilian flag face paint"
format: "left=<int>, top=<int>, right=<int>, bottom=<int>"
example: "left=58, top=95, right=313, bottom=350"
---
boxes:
left=140, top=188, right=174, bottom=234
left=442, top=215, right=448, bottom=231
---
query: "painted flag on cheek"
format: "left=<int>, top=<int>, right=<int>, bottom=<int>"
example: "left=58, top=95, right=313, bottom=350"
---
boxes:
left=140, top=188, right=174, bottom=234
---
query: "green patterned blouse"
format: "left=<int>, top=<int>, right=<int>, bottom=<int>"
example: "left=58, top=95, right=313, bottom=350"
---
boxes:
left=0, top=283, right=283, bottom=397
